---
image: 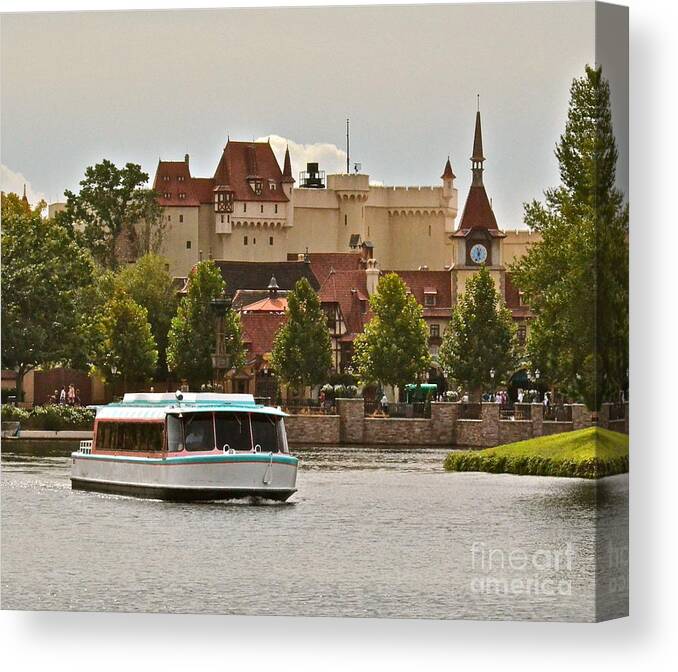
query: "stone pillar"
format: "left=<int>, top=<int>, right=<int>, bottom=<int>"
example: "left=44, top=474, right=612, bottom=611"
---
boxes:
left=431, top=402, right=457, bottom=445
left=599, top=403, right=611, bottom=430
left=480, top=402, right=500, bottom=447
left=531, top=403, right=544, bottom=437
left=337, top=398, right=365, bottom=444
left=570, top=404, right=589, bottom=431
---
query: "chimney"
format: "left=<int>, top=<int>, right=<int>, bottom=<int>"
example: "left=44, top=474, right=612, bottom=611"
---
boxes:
left=185, top=153, right=190, bottom=165
left=365, top=258, right=380, bottom=297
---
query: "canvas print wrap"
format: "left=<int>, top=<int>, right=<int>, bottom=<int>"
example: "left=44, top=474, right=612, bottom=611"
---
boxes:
left=1, top=2, right=628, bottom=622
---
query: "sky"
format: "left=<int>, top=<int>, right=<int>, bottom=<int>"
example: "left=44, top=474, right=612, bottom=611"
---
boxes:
left=1, top=2, right=627, bottom=229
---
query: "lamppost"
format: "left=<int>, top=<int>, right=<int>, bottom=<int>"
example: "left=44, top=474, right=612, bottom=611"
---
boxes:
left=110, top=364, right=118, bottom=401
left=490, top=368, right=496, bottom=401
left=535, top=368, right=541, bottom=402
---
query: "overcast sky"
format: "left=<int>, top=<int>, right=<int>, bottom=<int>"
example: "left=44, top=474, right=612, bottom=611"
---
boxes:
left=1, top=2, right=627, bottom=228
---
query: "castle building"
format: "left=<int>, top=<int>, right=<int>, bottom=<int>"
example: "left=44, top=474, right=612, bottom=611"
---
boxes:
left=153, top=138, right=459, bottom=278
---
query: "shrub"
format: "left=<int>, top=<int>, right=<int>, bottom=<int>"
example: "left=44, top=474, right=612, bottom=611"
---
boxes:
left=1, top=404, right=30, bottom=422
left=24, top=404, right=96, bottom=430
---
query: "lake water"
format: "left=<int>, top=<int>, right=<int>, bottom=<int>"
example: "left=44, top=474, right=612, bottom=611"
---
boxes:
left=1, top=441, right=628, bottom=621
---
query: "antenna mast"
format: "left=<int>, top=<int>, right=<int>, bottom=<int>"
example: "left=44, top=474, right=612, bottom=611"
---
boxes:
left=346, top=117, right=350, bottom=174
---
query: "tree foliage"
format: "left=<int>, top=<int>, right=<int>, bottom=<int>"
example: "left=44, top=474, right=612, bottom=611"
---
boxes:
left=270, top=277, right=332, bottom=390
left=166, top=261, right=242, bottom=389
left=352, top=273, right=430, bottom=393
left=510, top=65, right=628, bottom=409
left=89, top=288, right=158, bottom=389
left=57, top=159, right=164, bottom=268
left=1, top=192, right=94, bottom=399
left=117, top=254, right=177, bottom=377
left=438, top=266, right=516, bottom=399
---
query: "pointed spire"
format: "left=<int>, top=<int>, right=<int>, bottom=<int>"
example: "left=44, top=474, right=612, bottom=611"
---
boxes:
left=21, top=184, right=29, bottom=205
left=471, top=101, right=485, bottom=186
left=441, top=156, right=456, bottom=180
left=282, top=145, right=295, bottom=183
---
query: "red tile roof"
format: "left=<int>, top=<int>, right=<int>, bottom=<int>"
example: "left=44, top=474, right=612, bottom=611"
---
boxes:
left=241, top=296, right=288, bottom=313
left=153, top=160, right=207, bottom=207
left=213, top=141, right=288, bottom=203
left=441, top=157, right=456, bottom=179
left=318, top=269, right=372, bottom=335
left=386, top=270, right=452, bottom=309
left=305, top=252, right=363, bottom=285
left=241, top=312, right=286, bottom=357
left=452, top=184, right=504, bottom=237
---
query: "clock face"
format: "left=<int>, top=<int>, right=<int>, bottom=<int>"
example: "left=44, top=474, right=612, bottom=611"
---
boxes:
left=470, top=243, right=488, bottom=264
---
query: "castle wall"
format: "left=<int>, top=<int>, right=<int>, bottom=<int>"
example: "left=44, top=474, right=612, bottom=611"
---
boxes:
left=159, top=206, right=200, bottom=277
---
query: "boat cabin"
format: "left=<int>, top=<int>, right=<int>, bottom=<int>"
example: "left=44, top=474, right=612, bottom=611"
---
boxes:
left=92, top=393, right=289, bottom=456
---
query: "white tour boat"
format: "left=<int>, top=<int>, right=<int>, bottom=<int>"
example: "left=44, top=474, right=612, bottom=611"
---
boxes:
left=71, top=392, right=298, bottom=502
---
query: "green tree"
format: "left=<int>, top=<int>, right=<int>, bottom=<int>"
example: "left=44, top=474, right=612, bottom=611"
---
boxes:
left=270, top=277, right=332, bottom=392
left=438, top=266, right=516, bottom=400
left=117, top=254, right=177, bottom=377
left=510, top=65, right=628, bottom=409
left=352, top=273, right=430, bottom=395
left=57, top=159, right=164, bottom=268
left=1, top=192, right=94, bottom=400
left=90, top=288, right=158, bottom=391
left=166, top=261, right=243, bottom=389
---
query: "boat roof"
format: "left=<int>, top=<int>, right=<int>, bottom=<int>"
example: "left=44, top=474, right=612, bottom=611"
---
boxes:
left=95, top=392, right=287, bottom=421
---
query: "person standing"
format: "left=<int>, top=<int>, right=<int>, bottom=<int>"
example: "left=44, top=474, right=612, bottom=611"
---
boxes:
left=59, top=387, right=66, bottom=405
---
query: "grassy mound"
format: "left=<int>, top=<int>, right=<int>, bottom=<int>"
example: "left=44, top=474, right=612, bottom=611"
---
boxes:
left=444, top=427, right=628, bottom=479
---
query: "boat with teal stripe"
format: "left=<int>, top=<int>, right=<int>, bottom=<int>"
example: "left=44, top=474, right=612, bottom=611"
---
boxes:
left=71, top=392, right=298, bottom=502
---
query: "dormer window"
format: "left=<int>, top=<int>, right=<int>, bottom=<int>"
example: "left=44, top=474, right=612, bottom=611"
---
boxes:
left=178, top=192, right=186, bottom=200
left=163, top=192, right=171, bottom=199
left=248, top=179, right=263, bottom=195
left=178, top=175, right=185, bottom=182
left=163, top=175, right=170, bottom=182
left=360, top=299, right=368, bottom=315
left=424, top=288, right=437, bottom=307
left=269, top=180, right=276, bottom=191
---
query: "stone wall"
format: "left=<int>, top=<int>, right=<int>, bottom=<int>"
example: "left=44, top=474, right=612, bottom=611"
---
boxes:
left=284, top=400, right=628, bottom=447
left=285, top=414, right=340, bottom=445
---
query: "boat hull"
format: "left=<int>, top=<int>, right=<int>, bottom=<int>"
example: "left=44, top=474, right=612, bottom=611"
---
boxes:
left=71, top=452, right=298, bottom=502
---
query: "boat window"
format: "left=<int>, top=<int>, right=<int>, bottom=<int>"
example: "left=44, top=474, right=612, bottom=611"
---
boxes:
left=167, top=415, right=184, bottom=452
left=183, top=414, right=215, bottom=451
left=251, top=414, right=281, bottom=453
left=277, top=418, right=289, bottom=454
left=95, top=422, right=163, bottom=452
left=215, top=413, right=252, bottom=451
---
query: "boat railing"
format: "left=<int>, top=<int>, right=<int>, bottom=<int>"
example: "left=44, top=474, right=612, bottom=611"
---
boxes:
left=79, top=440, right=93, bottom=454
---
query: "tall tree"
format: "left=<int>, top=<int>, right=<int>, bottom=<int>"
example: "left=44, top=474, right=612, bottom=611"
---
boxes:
left=438, top=266, right=516, bottom=400
left=117, top=254, right=177, bottom=377
left=89, top=288, right=158, bottom=391
left=166, top=261, right=235, bottom=389
left=270, top=277, right=332, bottom=392
left=510, top=65, right=628, bottom=409
left=1, top=192, right=94, bottom=401
left=352, top=273, right=430, bottom=395
left=57, top=159, right=164, bottom=268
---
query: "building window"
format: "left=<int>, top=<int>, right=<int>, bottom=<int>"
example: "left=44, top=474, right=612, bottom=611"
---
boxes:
left=360, top=300, right=367, bottom=315
left=424, top=293, right=437, bottom=307
left=165, top=263, right=170, bottom=271
left=167, top=214, right=171, bottom=222
left=178, top=192, right=186, bottom=200
left=220, top=215, right=224, bottom=223
left=163, top=175, right=170, bottom=182
left=430, top=324, right=440, bottom=338
left=253, top=237, right=256, bottom=245
left=186, top=240, right=191, bottom=249
left=243, top=203, right=247, bottom=213
left=178, top=175, right=185, bottom=182
left=163, top=192, right=171, bottom=199
left=269, top=180, right=276, bottom=191
left=179, top=214, right=184, bottom=223
left=344, top=214, right=348, bottom=226
left=269, top=236, right=274, bottom=245
left=244, top=236, right=248, bottom=246
left=260, top=204, right=264, bottom=214
left=275, top=204, right=278, bottom=214
left=428, top=224, right=432, bottom=237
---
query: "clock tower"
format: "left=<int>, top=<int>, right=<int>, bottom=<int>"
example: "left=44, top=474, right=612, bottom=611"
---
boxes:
left=450, top=104, right=506, bottom=304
